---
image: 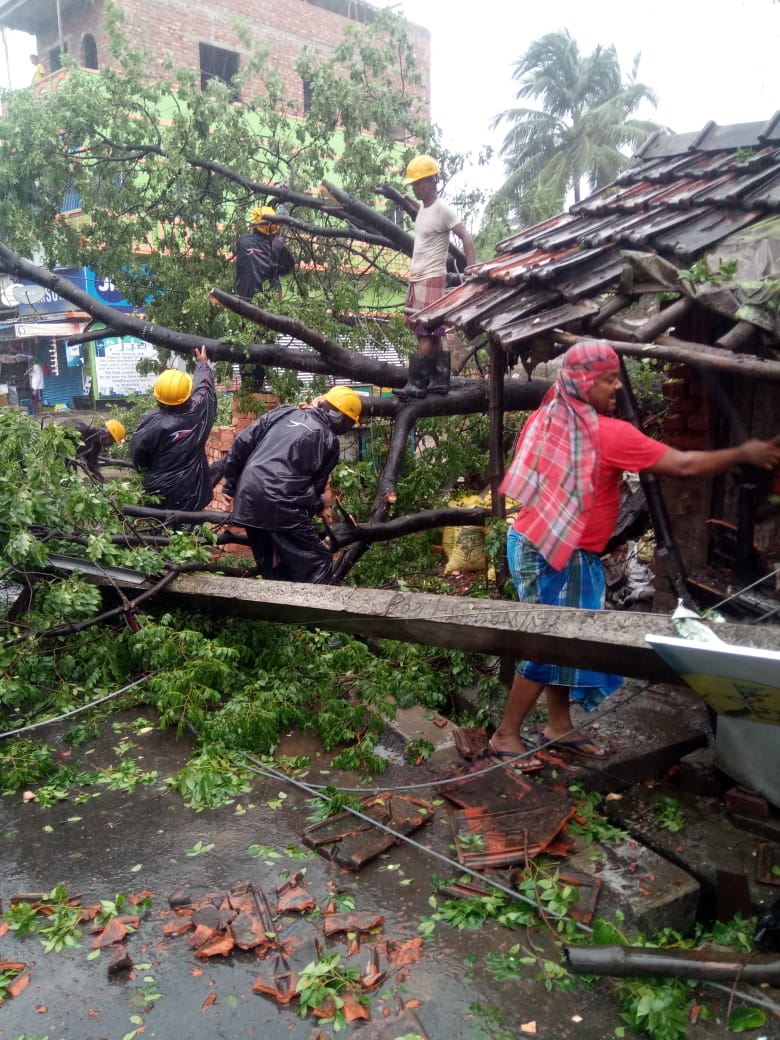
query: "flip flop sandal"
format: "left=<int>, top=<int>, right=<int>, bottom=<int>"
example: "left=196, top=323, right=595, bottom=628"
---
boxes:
left=487, top=739, right=544, bottom=773
left=537, top=732, right=610, bottom=760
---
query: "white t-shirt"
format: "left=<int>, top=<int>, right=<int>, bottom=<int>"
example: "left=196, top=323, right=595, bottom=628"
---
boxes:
left=409, top=198, right=460, bottom=282
left=29, top=363, right=44, bottom=390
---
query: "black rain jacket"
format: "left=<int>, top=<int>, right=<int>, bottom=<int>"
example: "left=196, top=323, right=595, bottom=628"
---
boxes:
left=130, top=362, right=217, bottom=511
left=222, top=405, right=341, bottom=530
left=235, top=230, right=281, bottom=299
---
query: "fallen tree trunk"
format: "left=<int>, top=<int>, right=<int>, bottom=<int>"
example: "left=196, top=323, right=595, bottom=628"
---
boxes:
left=119, top=504, right=486, bottom=548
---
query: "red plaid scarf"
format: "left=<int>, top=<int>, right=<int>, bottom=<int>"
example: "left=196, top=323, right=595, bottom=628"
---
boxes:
left=500, top=341, right=620, bottom=570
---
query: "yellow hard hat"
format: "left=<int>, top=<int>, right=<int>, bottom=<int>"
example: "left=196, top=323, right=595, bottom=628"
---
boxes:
left=323, top=386, right=362, bottom=426
left=403, top=154, right=440, bottom=185
left=154, top=369, right=193, bottom=407
left=104, top=419, right=126, bottom=444
left=249, top=205, right=279, bottom=234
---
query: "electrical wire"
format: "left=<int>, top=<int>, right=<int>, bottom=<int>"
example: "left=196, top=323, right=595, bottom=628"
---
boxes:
left=229, top=679, right=650, bottom=798
left=702, top=980, right=780, bottom=1016
left=234, top=744, right=594, bottom=937
left=0, top=671, right=160, bottom=742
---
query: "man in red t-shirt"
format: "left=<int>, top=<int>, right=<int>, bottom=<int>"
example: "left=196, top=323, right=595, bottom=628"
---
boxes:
left=490, top=341, right=780, bottom=771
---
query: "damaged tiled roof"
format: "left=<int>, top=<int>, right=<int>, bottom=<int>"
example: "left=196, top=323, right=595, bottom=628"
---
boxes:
left=416, top=115, right=780, bottom=353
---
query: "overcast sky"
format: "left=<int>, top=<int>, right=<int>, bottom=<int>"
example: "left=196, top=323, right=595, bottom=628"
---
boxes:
left=379, top=0, right=779, bottom=193
left=3, top=0, right=778, bottom=196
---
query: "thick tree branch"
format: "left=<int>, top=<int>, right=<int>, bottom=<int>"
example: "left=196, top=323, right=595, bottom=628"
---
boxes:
left=557, top=329, right=780, bottom=381
left=327, top=507, right=489, bottom=548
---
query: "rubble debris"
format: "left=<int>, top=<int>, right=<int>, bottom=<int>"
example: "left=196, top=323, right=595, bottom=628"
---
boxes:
left=337, top=989, right=371, bottom=1022
left=277, top=871, right=317, bottom=913
left=302, top=794, right=435, bottom=870
left=0, top=960, right=29, bottom=1003
left=377, top=937, right=423, bottom=976
left=90, top=915, right=139, bottom=948
left=252, top=953, right=298, bottom=1004
left=107, top=950, right=134, bottom=975
left=4, top=970, right=30, bottom=999
left=322, top=912, right=385, bottom=937
left=452, top=726, right=489, bottom=760
left=163, top=881, right=277, bottom=957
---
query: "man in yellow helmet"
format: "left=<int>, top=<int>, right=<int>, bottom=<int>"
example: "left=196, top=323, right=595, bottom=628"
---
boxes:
left=63, top=418, right=125, bottom=480
left=235, top=205, right=295, bottom=302
left=395, top=154, right=475, bottom=399
left=130, top=346, right=217, bottom=511
left=221, top=386, right=362, bottom=583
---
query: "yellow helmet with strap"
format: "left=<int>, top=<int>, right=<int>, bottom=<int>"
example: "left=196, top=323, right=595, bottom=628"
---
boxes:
left=104, top=419, right=126, bottom=444
left=323, top=386, right=362, bottom=426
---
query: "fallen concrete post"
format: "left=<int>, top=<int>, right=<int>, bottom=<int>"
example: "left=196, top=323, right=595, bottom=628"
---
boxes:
left=91, top=572, right=780, bottom=685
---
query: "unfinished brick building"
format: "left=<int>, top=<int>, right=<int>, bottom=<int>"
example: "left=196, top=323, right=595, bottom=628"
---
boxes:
left=0, top=0, right=430, bottom=119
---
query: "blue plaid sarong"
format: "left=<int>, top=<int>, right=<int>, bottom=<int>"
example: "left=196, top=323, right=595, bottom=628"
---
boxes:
left=507, top=528, right=623, bottom=711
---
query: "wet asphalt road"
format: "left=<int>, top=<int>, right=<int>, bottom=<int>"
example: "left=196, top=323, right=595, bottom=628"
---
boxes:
left=0, top=710, right=761, bottom=1040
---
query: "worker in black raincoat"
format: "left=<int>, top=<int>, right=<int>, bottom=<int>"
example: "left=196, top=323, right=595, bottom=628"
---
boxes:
left=235, top=205, right=295, bottom=301
left=221, top=386, right=363, bottom=584
left=63, top=418, right=126, bottom=480
left=130, top=347, right=217, bottom=512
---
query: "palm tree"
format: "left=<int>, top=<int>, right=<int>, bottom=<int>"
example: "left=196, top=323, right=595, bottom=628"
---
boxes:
left=492, top=31, right=659, bottom=225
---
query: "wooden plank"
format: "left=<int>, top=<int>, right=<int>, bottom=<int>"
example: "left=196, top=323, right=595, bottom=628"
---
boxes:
left=102, top=573, right=780, bottom=685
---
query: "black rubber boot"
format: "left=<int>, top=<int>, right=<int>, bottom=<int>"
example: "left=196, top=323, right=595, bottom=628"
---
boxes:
left=392, top=352, right=432, bottom=399
left=427, top=350, right=451, bottom=395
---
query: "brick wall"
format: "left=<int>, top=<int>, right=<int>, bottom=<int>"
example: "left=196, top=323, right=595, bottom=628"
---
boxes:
left=654, top=364, right=780, bottom=608
left=33, top=0, right=430, bottom=120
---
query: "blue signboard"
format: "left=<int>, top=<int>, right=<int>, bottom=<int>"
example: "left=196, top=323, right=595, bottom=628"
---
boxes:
left=16, top=266, right=134, bottom=316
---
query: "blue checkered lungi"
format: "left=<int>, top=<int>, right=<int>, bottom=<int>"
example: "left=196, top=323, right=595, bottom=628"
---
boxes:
left=507, top=528, right=623, bottom=711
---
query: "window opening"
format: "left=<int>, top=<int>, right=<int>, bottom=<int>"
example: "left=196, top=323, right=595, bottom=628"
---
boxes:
left=199, top=42, right=240, bottom=95
left=82, top=34, right=98, bottom=69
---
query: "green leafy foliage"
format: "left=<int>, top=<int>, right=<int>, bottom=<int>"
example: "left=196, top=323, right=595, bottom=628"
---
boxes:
left=566, top=783, right=628, bottom=846
left=4, top=884, right=84, bottom=953
left=295, top=951, right=367, bottom=1029
left=168, top=750, right=252, bottom=811
left=0, top=4, right=434, bottom=333
left=0, top=738, right=58, bottom=789
left=491, top=30, right=659, bottom=223
left=653, top=796, right=686, bottom=833
left=728, top=1007, right=766, bottom=1032
left=680, top=257, right=739, bottom=286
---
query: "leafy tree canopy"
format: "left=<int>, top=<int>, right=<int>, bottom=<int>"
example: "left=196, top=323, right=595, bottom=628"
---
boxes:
left=0, top=2, right=444, bottom=341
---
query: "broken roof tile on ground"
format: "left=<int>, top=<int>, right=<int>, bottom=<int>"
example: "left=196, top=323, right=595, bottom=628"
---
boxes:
left=438, top=756, right=576, bottom=869
left=302, top=793, right=435, bottom=870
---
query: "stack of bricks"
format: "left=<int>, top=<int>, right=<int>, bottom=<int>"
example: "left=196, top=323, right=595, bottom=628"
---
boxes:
left=659, top=365, right=712, bottom=453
